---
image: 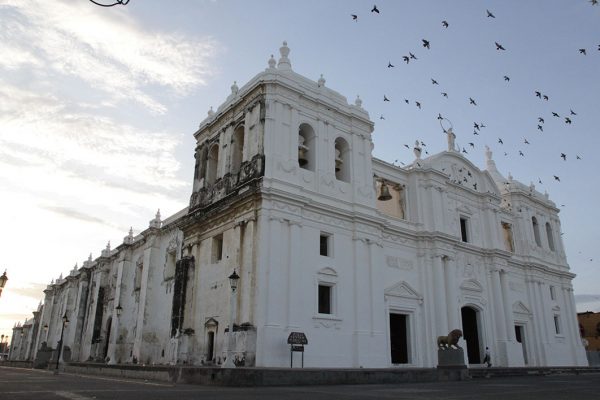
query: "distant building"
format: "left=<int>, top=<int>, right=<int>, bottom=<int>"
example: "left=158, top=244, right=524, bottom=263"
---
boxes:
left=10, top=42, right=587, bottom=368
left=578, top=311, right=600, bottom=351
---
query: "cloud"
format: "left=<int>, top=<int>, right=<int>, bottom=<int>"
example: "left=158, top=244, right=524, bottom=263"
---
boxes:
left=0, top=0, right=219, bottom=113
left=42, top=206, right=108, bottom=226
left=9, top=283, right=48, bottom=301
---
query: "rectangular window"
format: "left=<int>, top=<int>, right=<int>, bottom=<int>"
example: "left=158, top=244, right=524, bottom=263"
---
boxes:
left=318, top=284, right=332, bottom=314
left=554, top=315, right=561, bottom=335
left=550, top=285, right=556, bottom=300
left=212, top=234, right=223, bottom=262
left=460, top=217, right=469, bottom=242
left=319, top=233, right=330, bottom=257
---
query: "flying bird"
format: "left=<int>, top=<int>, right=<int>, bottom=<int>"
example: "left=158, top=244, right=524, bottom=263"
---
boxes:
left=479, top=122, right=486, bottom=128
left=552, top=112, right=560, bottom=117
left=379, top=115, right=385, bottom=120
left=371, top=5, right=379, bottom=13
left=565, top=117, right=572, bottom=124
left=388, top=61, right=394, bottom=68
left=384, top=95, right=390, bottom=102
left=415, top=101, right=421, bottom=109
left=554, top=175, right=560, bottom=182
left=535, top=91, right=542, bottom=98
left=442, top=20, right=449, bottom=28
left=469, top=142, right=475, bottom=148
left=486, top=9, right=495, bottom=18
left=519, top=150, right=524, bottom=156
left=543, top=94, right=549, bottom=101
left=538, top=117, right=545, bottom=123
left=409, top=52, right=417, bottom=60
left=577, top=155, right=582, bottom=160
left=473, top=131, right=479, bottom=135
left=570, top=109, right=577, bottom=115
left=437, top=113, right=443, bottom=120
left=351, top=14, right=358, bottom=21
left=422, top=39, right=430, bottom=49
left=462, top=148, right=468, bottom=154
left=469, top=97, right=477, bottom=105
left=474, top=122, right=480, bottom=130
left=537, top=124, right=543, bottom=132
left=404, top=144, right=410, bottom=149
left=495, top=42, right=506, bottom=51
left=431, top=78, right=439, bottom=85
left=403, top=56, right=410, bottom=64
left=538, top=178, right=543, bottom=184
left=504, top=75, right=510, bottom=81
left=579, top=48, right=587, bottom=55
left=524, top=138, right=530, bottom=144
left=591, top=0, right=598, bottom=5
left=561, top=153, right=567, bottom=161
left=404, top=99, right=409, bottom=104
left=498, top=138, right=503, bottom=144
left=441, top=92, right=448, bottom=98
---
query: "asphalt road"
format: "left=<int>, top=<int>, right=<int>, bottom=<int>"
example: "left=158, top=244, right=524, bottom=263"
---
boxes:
left=1, top=367, right=599, bottom=400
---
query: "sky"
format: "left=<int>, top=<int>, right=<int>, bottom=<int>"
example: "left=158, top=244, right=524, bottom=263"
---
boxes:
left=0, top=0, right=599, bottom=339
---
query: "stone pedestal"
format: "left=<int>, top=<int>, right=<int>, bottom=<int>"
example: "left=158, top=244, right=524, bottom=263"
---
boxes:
left=437, top=348, right=468, bottom=381
left=438, top=348, right=466, bottom=366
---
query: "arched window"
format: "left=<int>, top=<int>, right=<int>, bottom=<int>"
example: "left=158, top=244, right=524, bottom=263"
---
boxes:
left=545, top=222, right=555, bottom=251
left=206, top=143, right=219, bottom=185
left=334, top=137, right=350, bottom=182
left=231, top=125, right=244, bottom=174
left=298, top=123, right=316, bottom=171
left=532, top=216, right=541, bottom=247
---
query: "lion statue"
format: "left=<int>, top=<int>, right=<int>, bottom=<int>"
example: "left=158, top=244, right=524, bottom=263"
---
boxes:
left=437, top=329, right=463, bottom=349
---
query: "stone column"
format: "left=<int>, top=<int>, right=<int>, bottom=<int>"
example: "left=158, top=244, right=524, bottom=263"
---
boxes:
left=499, top=270, right=516, bottom=341
left=443, top=256, right=460, bottom=331
left=106, top=259, right=125, bottom=364
left=286, top=220, right=301, bottom=329
left=535, top=282, right=550, bottom=343
left=490, top=269, right=507, bottom=341
left=526, top=278, right=545, bottom=366
left=433, top=255, right=449, bottom=335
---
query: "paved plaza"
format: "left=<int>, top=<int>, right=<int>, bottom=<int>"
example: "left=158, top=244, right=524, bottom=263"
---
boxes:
left=1, top=367, right=599, bottom=400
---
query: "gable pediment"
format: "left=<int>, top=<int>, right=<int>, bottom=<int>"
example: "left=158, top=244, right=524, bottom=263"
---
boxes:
left=385, top=281, right=423, bottom=302
left=317, top=267, right=337, bottom=277
left=512, top=301, right=532, bottom=315
left=460, top=279, right=483, bottom=293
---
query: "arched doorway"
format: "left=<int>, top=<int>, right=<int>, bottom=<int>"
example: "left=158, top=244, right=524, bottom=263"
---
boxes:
left=461, top=306, right=481, bottom=364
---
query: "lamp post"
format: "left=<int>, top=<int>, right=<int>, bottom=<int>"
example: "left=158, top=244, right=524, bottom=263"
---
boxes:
left=222, top=270, right=239, bottom=368
left=0, top=270, right=8, bottom=299
left=54, top=313, right=69, bottom=374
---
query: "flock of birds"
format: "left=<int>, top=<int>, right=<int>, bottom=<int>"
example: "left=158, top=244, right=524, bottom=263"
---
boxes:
left=350, top=4, right=598, bottom=186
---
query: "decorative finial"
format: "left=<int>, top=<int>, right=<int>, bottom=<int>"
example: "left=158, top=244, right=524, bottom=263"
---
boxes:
left=51, top=278, right=54, bottom=285
left=58, top=273, right=63, bottom=280
left=124, top=227, right=134, bottom=245
left=277, top=41, right=292, bottom=70
left=354, top=95, right=362, bottom=107
left=508, top=172, right=513, bottom=181
left=231, top=81, right=239, bottom=95
left=207, top=106, right=214, bottom=117
left=544, top=190, right=549, bottom=199
left=268, top=54, right=276, bottom=69
left=149, top=209, right=162, bottom=229
left=485, top=145, right=492, bottom=161
left=101, top=241, right=111, bottom=257
left=413, top=140, right=422, bottom=159
left=317, top=74, right=326, bottom=87
left=88, top=253, right=92, bottom=262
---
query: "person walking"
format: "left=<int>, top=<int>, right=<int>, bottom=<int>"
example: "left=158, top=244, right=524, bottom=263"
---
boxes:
left=483, top=346, right=491, bottom=367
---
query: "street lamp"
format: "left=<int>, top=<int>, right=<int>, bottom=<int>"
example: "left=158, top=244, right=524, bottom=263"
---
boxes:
left=0, top=270, right=8, bottom=299
left=115, top=304, right=123, bottom=317
left=54, top=313, right=69, bottom=374
left=222, top=270, right=239, bottom=368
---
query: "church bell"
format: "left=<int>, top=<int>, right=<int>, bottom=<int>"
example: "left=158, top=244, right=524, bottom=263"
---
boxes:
left=377, top=181, right=392, bottom=201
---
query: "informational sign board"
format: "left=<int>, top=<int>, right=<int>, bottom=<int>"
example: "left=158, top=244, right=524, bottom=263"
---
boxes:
left=287, top=332, right=307, bottom=367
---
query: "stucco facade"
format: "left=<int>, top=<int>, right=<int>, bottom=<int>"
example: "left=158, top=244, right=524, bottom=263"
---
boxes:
left=11, top=42, right=587, bottom=368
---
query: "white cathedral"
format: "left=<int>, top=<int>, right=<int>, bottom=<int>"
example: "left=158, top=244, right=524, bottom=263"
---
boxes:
left=10, top=42, right=588, bottom=369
